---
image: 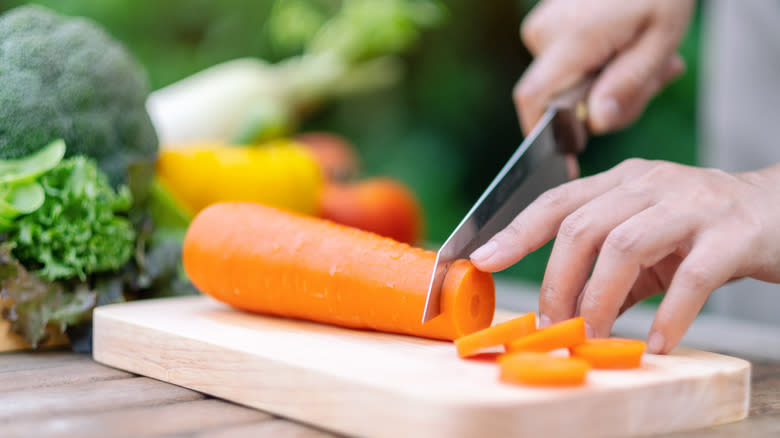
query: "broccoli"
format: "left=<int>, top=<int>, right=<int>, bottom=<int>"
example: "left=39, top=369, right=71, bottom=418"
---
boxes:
left=0, top=5, right=158, bottom=186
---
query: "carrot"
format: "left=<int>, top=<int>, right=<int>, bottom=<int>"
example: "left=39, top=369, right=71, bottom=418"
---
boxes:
left=182, top=202, right=495, bottom=341
left=505, top=317, right=586, bottom=353
left=498, top=353, right=590, bottom=386
left=569, top=338, right=646, bottom=369
left=454, top=312, right=537, bottom=358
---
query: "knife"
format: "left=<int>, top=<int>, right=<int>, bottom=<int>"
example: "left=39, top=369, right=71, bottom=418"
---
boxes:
left=421, top=79, right=593, bottom=323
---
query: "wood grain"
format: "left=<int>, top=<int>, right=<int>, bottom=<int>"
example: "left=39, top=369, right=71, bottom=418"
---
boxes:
left=1, top=399, right=272, bottom=438
left=93, top=296, right=751, bottom=438
left=0, top=355, right=131, bottom=392
left=0, top=350, right=87, bottom=372
left=181, top=419, right=337, bottom=438
left=0, top=376, right=204, bottom=422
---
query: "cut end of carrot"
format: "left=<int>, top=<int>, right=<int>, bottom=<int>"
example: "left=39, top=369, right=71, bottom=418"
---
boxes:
left=570, top=338, right=647, bottom=369
left=444, top=259, right=495, bottom=339
left=498, top=353, right=589, bottom=386
left=454, top=312, right=536, bottom=358
left=506, top=316, right=586, bottom=353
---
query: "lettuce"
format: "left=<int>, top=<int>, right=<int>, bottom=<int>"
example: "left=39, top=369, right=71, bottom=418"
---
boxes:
left=0, top=243, right=96, bottom=348
left=8, top=157, right=135, bottom=281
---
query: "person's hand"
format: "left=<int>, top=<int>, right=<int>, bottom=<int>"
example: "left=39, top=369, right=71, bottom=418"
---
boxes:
left=515, top=0, right=695, bottom=135
left=469, top=159, right=780, bottom=354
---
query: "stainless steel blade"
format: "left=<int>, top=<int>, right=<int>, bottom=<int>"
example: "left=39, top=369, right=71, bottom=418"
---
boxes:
left=422, top=107, right=571, bottom=322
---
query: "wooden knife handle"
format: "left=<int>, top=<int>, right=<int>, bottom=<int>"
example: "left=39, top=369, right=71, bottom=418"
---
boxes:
left=549, top=77, right=595, bottom=155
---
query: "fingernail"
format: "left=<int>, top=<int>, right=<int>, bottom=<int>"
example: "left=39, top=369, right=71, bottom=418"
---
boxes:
left=591, top=97, right=620, bottom=132
left=647, top=332, right=665, bottom=354
left=539, top=314, right=552, bottom=328
left=585, top=323, right=595, bottom=339
left=470, top=241, right=498, bottom=263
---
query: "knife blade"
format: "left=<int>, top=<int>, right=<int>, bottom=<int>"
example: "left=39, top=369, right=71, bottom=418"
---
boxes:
left=421, top=80, right=592, bottom=323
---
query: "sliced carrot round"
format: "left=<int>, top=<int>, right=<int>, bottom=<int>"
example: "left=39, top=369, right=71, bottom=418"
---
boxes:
left=498, top=353, right=590, bottom=386
left=454, top=312, right=537, bottom=358
left=506, top=317, right=586, bottom=353
left=569, top=338, right=646, bottom=369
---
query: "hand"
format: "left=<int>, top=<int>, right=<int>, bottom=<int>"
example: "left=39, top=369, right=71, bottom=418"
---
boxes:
left=515, top=0, right=695, bottom=135
left=470, top=159, right=780, bottom=353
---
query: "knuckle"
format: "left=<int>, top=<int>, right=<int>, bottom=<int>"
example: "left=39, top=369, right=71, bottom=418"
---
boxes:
left=558, top=209, right=593, bottom=243
left=536, top=185, right=568, bottom=209
left=503, top=218, right=527, bottom=243
left=578, top=291, right=604, bottom=316
left=571, top=27, right=613, bottom=60
left=678, top=263, right=715, bottom=291
left=616, top=157, right=648, bottom=174
left=520, top=17, right=542, bottom=52
left=513, top=79, right=539, bottom=109
left=603, top=226, right=643, bottom=257
left=538, top=283, right=567, bottom=312
left=642, top=161, right=680, bottom=181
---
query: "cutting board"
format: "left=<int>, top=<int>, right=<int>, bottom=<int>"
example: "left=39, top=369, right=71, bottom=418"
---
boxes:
left=93, top=296, right=750, bottom=438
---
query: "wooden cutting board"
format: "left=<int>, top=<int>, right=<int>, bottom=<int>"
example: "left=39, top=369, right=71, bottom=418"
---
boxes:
left=93, top=296, right=750, bottom=438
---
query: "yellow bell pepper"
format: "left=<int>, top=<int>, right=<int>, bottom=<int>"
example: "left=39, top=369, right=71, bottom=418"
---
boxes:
left=156, top=140, right=324, bottom=216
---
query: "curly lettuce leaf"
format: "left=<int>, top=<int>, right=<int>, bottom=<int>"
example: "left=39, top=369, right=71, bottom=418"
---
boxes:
left=0, top=243, right=96, bottom=348
left=8, top=157, right=136, bottom=281
left=0, top=139, right=65, bottom=184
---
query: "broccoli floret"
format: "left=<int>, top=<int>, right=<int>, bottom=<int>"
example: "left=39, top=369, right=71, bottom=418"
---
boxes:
left=0, top=5, right=158, bottom=186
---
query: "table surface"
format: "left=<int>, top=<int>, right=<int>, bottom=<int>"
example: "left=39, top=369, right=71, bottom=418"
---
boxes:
left=0, top=350, right=778, bottom=438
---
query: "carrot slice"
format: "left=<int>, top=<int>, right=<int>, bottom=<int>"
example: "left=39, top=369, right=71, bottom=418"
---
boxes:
left=182, top=202, right=495, bottom=341
left=569, top=338, right=646, bottom=369
left=506, top=317, right=586, bottom=353
left=454, top=312, right=537, bottom=358
left=498, top=353, right=590, bottom=386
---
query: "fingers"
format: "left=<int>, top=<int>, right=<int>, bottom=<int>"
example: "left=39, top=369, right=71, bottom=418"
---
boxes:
left=616, top=254, right=681, bottom=316
left=514, top=30, right=617, bottom=135
left=587, top=26, right=686, bottom=132
left=647, top=231, right=745, bottom=354
left=576, top=203, right=698, bottom=337
left=537, top=183, right=656, bottom=326
left=520, top=0, right=565, bottom=55
left=470, top=159, right=648, bottom=272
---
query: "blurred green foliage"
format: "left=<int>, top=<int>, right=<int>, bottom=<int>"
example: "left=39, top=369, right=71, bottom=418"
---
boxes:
left=0, top=0, right=700, bottom=284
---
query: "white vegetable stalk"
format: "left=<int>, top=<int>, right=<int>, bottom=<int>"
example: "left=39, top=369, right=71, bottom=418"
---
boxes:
left=147, top=53, right=402, bottom=147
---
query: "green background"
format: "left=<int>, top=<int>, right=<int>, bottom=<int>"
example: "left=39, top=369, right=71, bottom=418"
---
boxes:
left=0, top=0, right=700, bottom=285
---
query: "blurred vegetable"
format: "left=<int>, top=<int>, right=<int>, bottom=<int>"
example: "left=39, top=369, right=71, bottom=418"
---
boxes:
left=303, top=0, right=444, bottom=62
left=0, top=243, right=96, bottom=349
left=318, top=177, right=423, bottom=245
left=0, top=144, right=137, bottom=347
left=147, top=0, right=444, bottom=145
left=0, top=5, right=158, bottom=187
left=0, top=139, right=65, bottom=185
left=147, top=179, right=194, bottom=229
left=0, top=140, right=66, bottom=229
left=295, top=132, right=361, bottom=181
left=156, top=141, right=324, bottom=216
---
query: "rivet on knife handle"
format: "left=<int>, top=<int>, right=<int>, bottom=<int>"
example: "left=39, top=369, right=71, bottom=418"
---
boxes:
left=549, top=78, right=594, bottom=155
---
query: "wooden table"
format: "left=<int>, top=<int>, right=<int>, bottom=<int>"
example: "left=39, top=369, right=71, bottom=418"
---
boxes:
left=0, top=350, right=778, bottom=438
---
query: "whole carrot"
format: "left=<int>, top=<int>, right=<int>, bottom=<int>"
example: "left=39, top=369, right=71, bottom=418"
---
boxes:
left=182, top=202, right=495, bottom=340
